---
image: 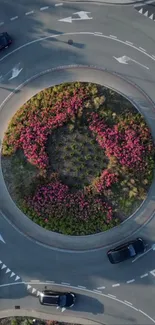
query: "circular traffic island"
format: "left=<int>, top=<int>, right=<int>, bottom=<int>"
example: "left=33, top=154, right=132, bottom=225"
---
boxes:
left=1, top=82, right=155, bottom=235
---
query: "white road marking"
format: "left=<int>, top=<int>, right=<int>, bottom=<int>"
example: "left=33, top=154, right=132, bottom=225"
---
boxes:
left=113, top=55, right=149, bottom=69
left=0, top=22, right=4, bottom=26
left=10, top=272, right=15, bottom=277
left=140, top=273, right=148, bottom=278
left=94, top=32, right=103, bottom=35
left=78, top=285, right=86, bottom=289
left=124, top=300, right=133, bottom=306
left=1, top=264, right=6, bottom=269
left=25, top=11, right=34, bottom=16
left=112, top=283, right=120, bottom=287
left=144, top=10, right=149, bottom=17
left=59, top=11, right=93, bottom=23
left=0, top=261, right=2, bottom=264
left=125, top=41, right=133, bottom=45
left=30, top=280, right=40, bottom=282
left=27, top=284, right=32, bottom=290
left=132, top=244, right=155, bottom=263
left=152, top=55, right=155, bottom=59
left=110, top=35, right=117, bottom=39
left=46, top=280, right=55, bottom=283
left=1, top=281, right=154, bottom=320
left=40, top=6, right=49, bottom=11
left=139, top=47, right=146, bottom=52
left=32, top=288, right=36, bottom=293
left=10, top=16, right=18, bottom=21
left=37, top=291, right=40, bottom=296
left=126, top=279, right=135, bottom=284
left=0, top=234, right=5, bottom=244
left=93, top=290, right=102, bottom=293
left=108, top=294, right=116, bottom=298
left=61, top=282, right=70, bottom=286
left=139, top=8, right=143, bottom=13
left=97, top=286, right=105, bottom=290
left=149, top=13, right=154, bottom=19
left=139, top=309, right=155, bottom=323
left=9, top=66, right=23, bottom=80
left=15, top=276, right=20, bottom=281
left=150, top=269, right=155, bottom=277
left=55, top=3, right=63, bottom=6
left=5, top=268, right=11, bottom=274
left=0, top=32, right=155, bottom=65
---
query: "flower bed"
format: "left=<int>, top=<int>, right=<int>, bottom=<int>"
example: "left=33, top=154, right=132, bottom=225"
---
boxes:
left=1, top=82, right=155, bottom=235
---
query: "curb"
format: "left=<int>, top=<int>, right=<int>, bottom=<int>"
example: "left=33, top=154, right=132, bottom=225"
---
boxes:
left=61, top=0, right=151, bottom=5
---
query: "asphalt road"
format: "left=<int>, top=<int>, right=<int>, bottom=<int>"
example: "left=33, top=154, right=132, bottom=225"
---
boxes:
left=0, top=1, right=155, bottom=324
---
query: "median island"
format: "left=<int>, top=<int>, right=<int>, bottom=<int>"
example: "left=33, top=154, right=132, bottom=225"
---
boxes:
left=2, top=82, right=155, bottom=235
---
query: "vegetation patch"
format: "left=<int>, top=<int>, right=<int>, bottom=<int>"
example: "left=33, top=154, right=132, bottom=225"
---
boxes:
left=2, top=82, right=155, bottom=235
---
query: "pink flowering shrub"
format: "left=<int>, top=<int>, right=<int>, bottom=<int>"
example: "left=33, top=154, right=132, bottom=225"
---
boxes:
left=94, top=169, right=118, bottom=193
left=88, top=112, right=153, bottom=171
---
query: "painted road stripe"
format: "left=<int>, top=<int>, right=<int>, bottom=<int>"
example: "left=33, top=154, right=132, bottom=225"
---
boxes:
left=125, top=41, right=133, bottom=45
left=15, top=276, right=20, bottom=281
left=124, top=300, right=133, bottom=305
left=0, top=22, right=4, bottom=26
left=40, top=6, right=49, bottom=10
left=110, top=35, right=117, bottom=39
left=32, top=288, right=36, bottom=293
left=139, top=47, right=146, bottom=52
left=1, top=264, right=6, bottom=269
left=25, top=11, right=34, bottom=16
left=108, top=294, right=116, bottom=298
left=97, top=286, right=105, bottom=290
left=55, top=3, right=63, bottom=6
left=126, top=279, right=135, bottom=284
left=6, top=268, right=11, bottom=274
left=112, top=283, right=120, bottom=287
left=27, top=284, right=31, bottom=290
left=30, top=280, right=39, bottom=283
left=46, top=280, right=54, bottom=283
left=78, top=285, right=86, bottom=289
left=140, top=273, right=148, bottom=278
left=93, top=290, right=102, bottom=294
left=61, top=282, right=70, bottom=286
left=94, top=32, right=103, bottom=35
left=10, top=16, right=18, bottom=21
left=139, top=309, right=155, bottom=323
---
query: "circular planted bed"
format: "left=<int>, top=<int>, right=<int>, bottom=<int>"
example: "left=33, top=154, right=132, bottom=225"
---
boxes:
left=1, top=82, right=155, bottom=235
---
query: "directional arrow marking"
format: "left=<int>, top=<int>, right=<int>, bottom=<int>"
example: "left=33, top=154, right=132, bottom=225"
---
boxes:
left=113, top=55, right=149, bottom=70
left=0, top=234, right=5, bottom=244
left=59, top=11, right=93, bottom=23
left=9, top=67, right=23, bottom=80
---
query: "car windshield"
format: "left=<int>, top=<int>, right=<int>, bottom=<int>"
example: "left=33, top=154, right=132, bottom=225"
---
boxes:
left=128, top=244, right=136, bottom=257
left=59, top=295, right=66, bottom=307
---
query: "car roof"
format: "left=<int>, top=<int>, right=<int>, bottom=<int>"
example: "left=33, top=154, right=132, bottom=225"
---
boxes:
left=109, top=247, right=130, bottom=263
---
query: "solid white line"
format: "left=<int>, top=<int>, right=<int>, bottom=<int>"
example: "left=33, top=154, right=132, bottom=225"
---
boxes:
left=97, top=286, right=105, bottom=289
left=0, top=22, right=4, bottom=26
left=152, top=55, right=155, bottom=59
left=124, top=300, right=133, bottom=306
left=139, top=309, right=155, bottom=323
left=10, top=16, right=18, bottom=21
left=0, top=32, right=155, bottom=65
left=140, top=273, right=148, bottom=278
left=61, top=282, right=70, bottom=286
left=125, top=41, right=133, bottom=45
left=30, top=280, right=39, bottom=283
left=139, top=47, right=146, bottom=52
left=40, top=6, right=49, bottom=10
left=25, top=11, right=34, bottom=16
left=126, top=279, right=135, bottom=284
left=94, top=32, right=103, bottom=35
left=78, top=285, right=86, bottom=289
left=108, top=294, right=116, bottom=298
left=110, top=35, right=117, bottom=39
left=55, top=3, right=63, bottom=6
left=112, top=283, right=120, bottom=287
left=46, top=280, right=55, bottom=283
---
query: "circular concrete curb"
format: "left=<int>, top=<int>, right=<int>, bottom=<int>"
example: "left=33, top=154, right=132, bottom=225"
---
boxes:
left=0, top=65, right=155, bottom=251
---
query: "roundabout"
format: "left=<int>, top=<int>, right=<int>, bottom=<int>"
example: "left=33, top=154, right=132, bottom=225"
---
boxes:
left=0, top=1, right=155, bottom=324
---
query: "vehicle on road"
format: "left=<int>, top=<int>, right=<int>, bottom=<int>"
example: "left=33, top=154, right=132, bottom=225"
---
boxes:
left=0, top=32, right=12, bottom=50
left=107, top=237, right=146, bottom=264
left=39, top=290, right=76, bottom=308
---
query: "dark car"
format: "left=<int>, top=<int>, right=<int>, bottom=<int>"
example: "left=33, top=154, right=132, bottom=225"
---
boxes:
left=0, top=32, right=12, bottom=50
left=39, top=290, right=76, bottom=308
left=107, top=237, right=146, bottom=264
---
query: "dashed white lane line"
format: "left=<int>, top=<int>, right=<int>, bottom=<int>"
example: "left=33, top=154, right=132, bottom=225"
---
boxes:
left=97, top=286, right=105, bottom=290
left=25, top=11, right=34, bottom=16
left=110, top=35, right=117, bottom=39
left=40, top=6, right=49, bottom=11
left=93, top=289, right=102, bottom=294
left=78, top=285, right=86, bottom=289
left=126, top=279, right=135, bottom=284
left=124, top=300, right=133, bottom=306
left=55, top=3, right=63, bottom=5
left=112, top=283, right=120, bottom=287
left=0, top=22, right=4, bottom=26
left=10, top=16, right=18, bottom=21
left=140, top=273, right=148, bottom=278
left=139, top=47, right=146, bottom=52
left=125, top=41, right=133, bottom=45
left=61, top=282, right=70, bottom=286
left=108, top=294, right=116, bottom=298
